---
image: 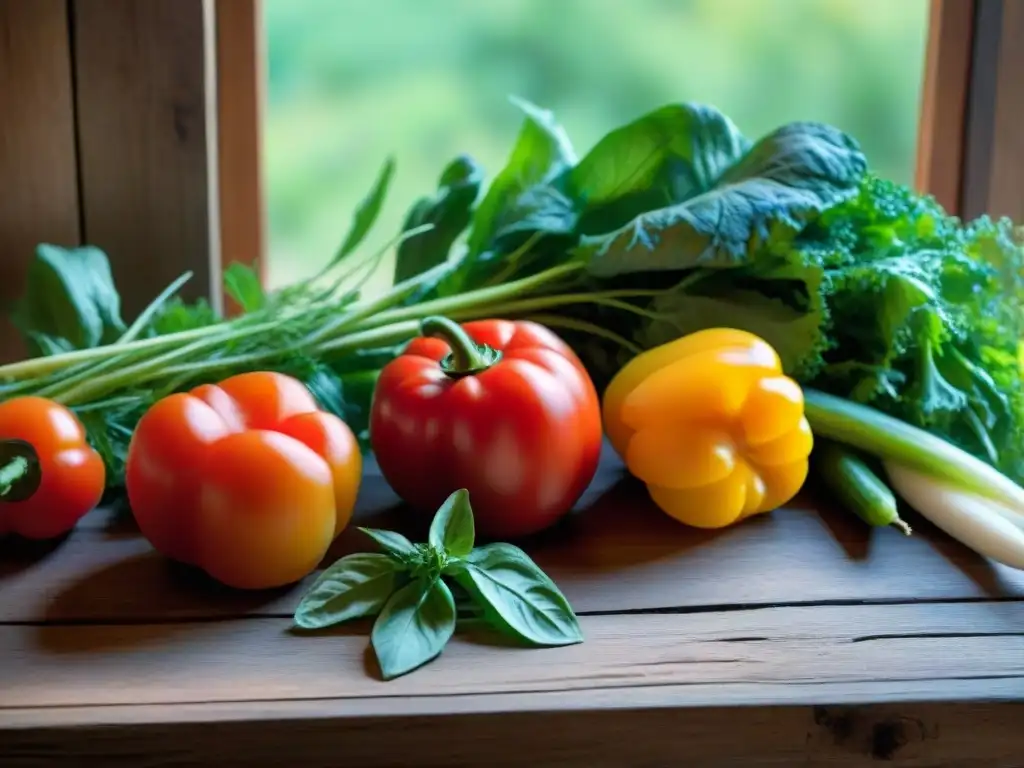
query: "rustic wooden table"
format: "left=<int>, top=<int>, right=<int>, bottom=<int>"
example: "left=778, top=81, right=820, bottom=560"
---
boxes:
left=2, top=447, right=1023, bottom=767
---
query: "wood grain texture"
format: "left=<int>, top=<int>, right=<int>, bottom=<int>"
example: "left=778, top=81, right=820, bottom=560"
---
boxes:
left=3, top=604, right=1024, bottom=766
left=72, top=0, right=217, bottom=319
left=0, top=0, right=80, bottom=363
left=3, top=602, right=1024, bottom=709
left=4, top=702, right=1024, bottom=768
left=3, top=453, right=1024, bottom=624
left=215, top=0, right=266, bottom=309
left=915, top=0, right=974, bottom=214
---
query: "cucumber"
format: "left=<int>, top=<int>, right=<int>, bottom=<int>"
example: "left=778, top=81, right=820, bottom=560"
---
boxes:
left=814, top=440, right=911, bottom=535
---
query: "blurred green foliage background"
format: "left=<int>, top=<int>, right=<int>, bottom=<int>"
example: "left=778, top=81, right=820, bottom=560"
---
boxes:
left=262, top=0, right=929, bottom=295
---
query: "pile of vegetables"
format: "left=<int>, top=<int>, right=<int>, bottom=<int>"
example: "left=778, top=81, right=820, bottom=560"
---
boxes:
left=2, top=97, right=1024, bottom=675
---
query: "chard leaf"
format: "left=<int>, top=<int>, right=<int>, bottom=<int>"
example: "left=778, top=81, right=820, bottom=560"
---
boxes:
left=12, top=244, right=127, bottom=354
left=394, top=155, right=483, bottom=284
left=578, top=121, right=866, bottom=278
left=566, top=103, right=750, bottom=234
left=465, top=97, right=576, bottom=258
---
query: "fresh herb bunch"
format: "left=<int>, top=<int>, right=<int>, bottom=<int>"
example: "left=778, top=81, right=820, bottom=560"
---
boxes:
left=293, top=489, right=582, bottom=680
left=2, top=98, right=1021, bottom=486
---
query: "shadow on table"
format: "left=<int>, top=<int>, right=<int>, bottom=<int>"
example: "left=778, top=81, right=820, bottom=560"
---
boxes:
left=0, top=533, right=72, bottom=580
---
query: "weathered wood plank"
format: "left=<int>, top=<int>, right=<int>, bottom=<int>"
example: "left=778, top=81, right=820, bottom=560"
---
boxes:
left=0, top=0, right=80, bottom=364
left=71, top=0, right=219, bottom=318
left=2, top=602, right=1024, bottom=711
left=3, top=454, right=1024, bottom=623
left=4, top=700, right=1024, bottom=767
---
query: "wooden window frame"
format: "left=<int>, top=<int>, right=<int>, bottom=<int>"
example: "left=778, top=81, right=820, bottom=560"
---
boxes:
left=1, top=0, right=1021, bottom=336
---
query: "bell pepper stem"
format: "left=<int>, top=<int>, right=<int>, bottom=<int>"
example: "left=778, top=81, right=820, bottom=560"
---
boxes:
left=0, top=455, right=29, bottom=498
left=420, top=315, right=502, bottom=377
left=0, top=439, right=42, bottom=502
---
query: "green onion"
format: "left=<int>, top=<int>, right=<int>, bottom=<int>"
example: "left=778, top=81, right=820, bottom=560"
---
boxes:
left=804, top=388, right=1024, bottom=516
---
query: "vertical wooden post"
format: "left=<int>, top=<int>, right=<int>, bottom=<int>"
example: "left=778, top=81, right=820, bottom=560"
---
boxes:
left=215, top=0, right=267, bottom=310
left=964, top=0, right=1024, bottom=222
left=71, top=0, right=221, bottom=320
left=915, top=0, right=976, bottom=216
left=0, top=0, right=81, bottom=363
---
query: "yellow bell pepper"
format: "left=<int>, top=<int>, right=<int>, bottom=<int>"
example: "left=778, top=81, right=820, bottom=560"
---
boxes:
left=603, top=328, right=812, bottom=529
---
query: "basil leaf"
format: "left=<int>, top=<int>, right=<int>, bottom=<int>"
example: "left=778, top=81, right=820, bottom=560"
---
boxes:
left=394, top=155, right=483, bottom=284
left=428, top=488, right=474, bottom=558
left=294, top=553, right=401, bottom=630
left=371, top=577, right=456, bottom=680
left=449, top=542, right=583, bottom=647
left=223, top=262, right=265, bottom=312
left=465, top=97, right=576, bottom=258
left=358, top=527, right=420, bottom=564
left=12, top=243, right=127, bottom=354
left=328, top=155, right=395, bottom=269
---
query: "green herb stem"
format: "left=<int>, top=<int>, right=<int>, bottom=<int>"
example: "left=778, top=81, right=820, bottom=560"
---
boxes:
left=525, top=314, right=643, bottom=355
left=52, top=319, right=292, bottom=405
left=366, top=262, right=584, bottom=328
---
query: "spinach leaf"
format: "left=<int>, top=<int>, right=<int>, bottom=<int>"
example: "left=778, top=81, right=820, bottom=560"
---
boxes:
left=293, top=553, right=403, bottom=630
left=465, top=97, right=577, bottom=258
left=371, top=576, right=457, bottom=680
left=12, top=244, right=127, bottom=354
left=447, top=542, right=583, bottom=647
left=223, top=262, right=265, bottom=313
left=394, top=156, right=483, bottom=284
left=566, top=103, right=750, bottom=235
left=577, top=121, right=866, bottom=277
left=428, top=488, right=474, bottom=558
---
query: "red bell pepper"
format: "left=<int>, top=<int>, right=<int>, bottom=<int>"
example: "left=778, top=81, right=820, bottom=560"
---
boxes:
left=369, top=316, right=602, bottom=539
left=125, top=371, right=362, bottom=590
left=0, top=396, right=106, bottom=539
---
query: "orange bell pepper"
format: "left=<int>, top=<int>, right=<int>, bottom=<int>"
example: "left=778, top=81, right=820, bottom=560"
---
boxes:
left=603, top=329, right=812, bottom=529
left=125, top=372, right=361, bottom=590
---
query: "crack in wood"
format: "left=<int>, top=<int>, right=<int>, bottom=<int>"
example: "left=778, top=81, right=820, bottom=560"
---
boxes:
left=6, top=595, right=1024, bottom=629
left=851, top=631, right=1024, bottom=643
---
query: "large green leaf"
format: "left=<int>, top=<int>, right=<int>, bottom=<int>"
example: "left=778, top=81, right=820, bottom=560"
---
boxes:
left=577, top=121, right=867, bottom=277
left=11, top=244, right=127, bottom=354
left=565, top=103, right=750, bottom=235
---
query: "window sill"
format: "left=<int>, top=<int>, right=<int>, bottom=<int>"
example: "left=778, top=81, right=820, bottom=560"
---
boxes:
left=3, top=448, right=1024, bottom=766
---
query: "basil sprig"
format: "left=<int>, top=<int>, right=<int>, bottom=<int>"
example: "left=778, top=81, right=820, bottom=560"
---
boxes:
left=293, top=488, right=583, bottom=680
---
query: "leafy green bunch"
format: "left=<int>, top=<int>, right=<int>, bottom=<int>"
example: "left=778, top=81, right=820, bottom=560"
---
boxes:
left=797, top=176, right=1024, bottom=482
left=293, top=489, right=582, bottom=680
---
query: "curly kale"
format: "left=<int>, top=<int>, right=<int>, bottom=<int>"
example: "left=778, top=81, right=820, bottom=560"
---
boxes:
left=794, top=174, right=1024, bottom=481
